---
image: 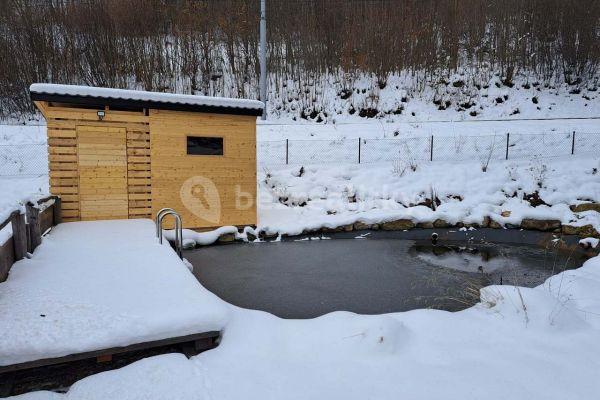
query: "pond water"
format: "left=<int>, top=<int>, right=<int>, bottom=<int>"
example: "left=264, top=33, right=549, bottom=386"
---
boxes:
left=186, top=235, right=590, bottom=319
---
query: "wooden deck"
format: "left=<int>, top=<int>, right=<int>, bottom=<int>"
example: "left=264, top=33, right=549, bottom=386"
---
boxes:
left=0, top=331, right=220, bottom=396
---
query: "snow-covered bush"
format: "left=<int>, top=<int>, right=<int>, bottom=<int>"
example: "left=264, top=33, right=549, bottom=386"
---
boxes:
left=528, top=157, right=548, bottom=188
left=476, top=135, right=499, bottom=172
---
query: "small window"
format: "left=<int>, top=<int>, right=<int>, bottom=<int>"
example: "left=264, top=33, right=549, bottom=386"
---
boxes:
left=187, top=136, right=224, bottom=156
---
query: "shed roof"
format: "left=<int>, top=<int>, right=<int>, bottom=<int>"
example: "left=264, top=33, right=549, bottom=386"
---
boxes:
left=30, top=83, right=264, bottom=116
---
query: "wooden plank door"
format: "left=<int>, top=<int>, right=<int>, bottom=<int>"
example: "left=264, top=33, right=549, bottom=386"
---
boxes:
left=77, top=126, right=128, bottom=220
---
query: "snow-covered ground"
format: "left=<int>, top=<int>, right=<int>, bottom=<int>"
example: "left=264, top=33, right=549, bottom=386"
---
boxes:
left=0, top=219, right=228, bottom=366
left=266, top=71, right=600, bottom=122
left=5, top=219, right=600, bottom=399
left=257, top=156, right=600, bottom=237
left=2, top=118, right=600, bottom=228
left=1, top=108, right=600, bottom=397
left=258, top=117, right=600, bottom=141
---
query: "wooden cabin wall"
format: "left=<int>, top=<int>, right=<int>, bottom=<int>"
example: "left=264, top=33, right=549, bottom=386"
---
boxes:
left=39, top=102, right=152, bottom=222
left=149, top=109, right=257, bottom=230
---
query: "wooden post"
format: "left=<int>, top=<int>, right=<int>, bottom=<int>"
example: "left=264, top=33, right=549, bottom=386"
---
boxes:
left=571, top=132, right=576, bottom=155
left=10, top=211, right=27, bottom=260
left=26, top=203, right=42, bottom=254
left=53, top=196, right=62, bottom=225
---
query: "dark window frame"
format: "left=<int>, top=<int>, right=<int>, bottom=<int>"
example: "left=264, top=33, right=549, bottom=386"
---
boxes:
left=186, top=136, right=224, bottom=156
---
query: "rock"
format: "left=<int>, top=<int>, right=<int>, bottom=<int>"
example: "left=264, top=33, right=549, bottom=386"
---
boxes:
left=246, top=231, right=257, bottom=242
left=570, top=203, right=600, bottom=213
left=433, top=219, right=450, bottom=228
left=501, top=210, right=511, bottom=217
left=520, top=218, right=561, bottom=231
left=353, top=221, right=371, bottom=231
left=342, top=224, right=354, bottom=232
left=217, top=232, right=236, bottom=243
left=489, top=220, right=503, bottom=229
left=371, top=224, right=380, bottom=230
left=416, top=221, right=434, bottom=229
left=562, top=225, right=579, bottom=235
left=259, top=231, right=278, bottom=240
left=322, top=226, right=345, bottom=233
left=482, top=216, right=491, bottom=227
left=381, top=219, right=415, bottom=231
left=562, top=224, right=600, bottom=238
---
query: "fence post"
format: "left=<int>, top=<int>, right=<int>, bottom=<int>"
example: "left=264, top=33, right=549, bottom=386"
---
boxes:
left=505, top=133, right=510, bottom=160
left=26, top=202, right=42, bottom=254
left=285, top=139, right=289, bottom=165
left=430, top=135, right=434, bottom=161
left=571, top=131, right=576, bottom=155
left=358, top=137, right=361, bottom=164
left=10, top=211, right=27, bottom=260
left=53, top=196, right=62, bottom=225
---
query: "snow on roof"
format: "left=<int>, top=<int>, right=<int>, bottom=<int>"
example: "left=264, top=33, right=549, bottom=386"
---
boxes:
left=30, top=83, right=264, bottom=112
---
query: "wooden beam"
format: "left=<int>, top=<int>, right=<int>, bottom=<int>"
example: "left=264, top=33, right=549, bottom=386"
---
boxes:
left=53, top=197, right=62, bottom=225
left=25, top=203, right=42, bottom=253
left=33, top=101, right=49, bottom=118
left=0, top=331, right=220, bottom=374
left=10, top=212, right=27, bottom=261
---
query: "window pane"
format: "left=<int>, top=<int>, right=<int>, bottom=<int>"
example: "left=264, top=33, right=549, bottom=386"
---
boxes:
left=187, top=136, right=224, bottom=155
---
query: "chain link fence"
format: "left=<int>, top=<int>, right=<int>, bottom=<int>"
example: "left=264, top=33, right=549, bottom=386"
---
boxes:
left=0, top=143, right=48, bottom=176
left=258, top=132, right=600, bottom=166
left=1, top=131, right=599, bottom=177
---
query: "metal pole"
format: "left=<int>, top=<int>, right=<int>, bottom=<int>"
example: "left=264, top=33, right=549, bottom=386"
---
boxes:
left=358, top=137, right=361, bottom=164
left=505, top=133, right=510, bottom=160
left=259, top=0, right=267, bottom=120
left=285, top=139, right=289, bottom=165
left=571, top=131, right=576, bottom=155
left=430, top=135, right=433, bottom=161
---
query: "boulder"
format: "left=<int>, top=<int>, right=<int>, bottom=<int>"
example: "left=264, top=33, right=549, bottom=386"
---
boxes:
left=342, top=223, right=354, bottom=232
left=481, top=216, right=491, bottom=227
left=259, top=231, right=279, bottom=240
left=433, top=219, right=450, bottom=228
left=416, top=221, right=434, bottom=229
left=322, top=226, right=345, bottom=233
left=353, top=221, right=371, bottom=231
left=381, top=219, right=415, bottom=231
left=570, top=203, right=600, bottom=213
left=520, top=218, right=561, bottom=231
left=217, top=232, right=236, bottom=243
left=489, top=220, right=503, bottom=229
left=562, top=224, right=600, bottom=238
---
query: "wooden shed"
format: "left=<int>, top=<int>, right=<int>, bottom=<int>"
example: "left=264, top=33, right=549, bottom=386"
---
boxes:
left=30, top=84, right=263, bottom=230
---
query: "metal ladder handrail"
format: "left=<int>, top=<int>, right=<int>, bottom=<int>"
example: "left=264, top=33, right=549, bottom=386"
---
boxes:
left=156, top=208, right=176, bottom=238
left=155, top=208, right=183, bottom=259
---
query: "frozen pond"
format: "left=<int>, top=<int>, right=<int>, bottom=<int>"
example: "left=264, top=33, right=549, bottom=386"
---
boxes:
left=187, top=231, right=590, bottom=319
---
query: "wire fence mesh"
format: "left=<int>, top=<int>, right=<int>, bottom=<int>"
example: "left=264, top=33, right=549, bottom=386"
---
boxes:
left=258, top=132, right=600, bottom=166
left=0, top=143, right=48, bottom=176
left=0, top=132, right=599, bottom=177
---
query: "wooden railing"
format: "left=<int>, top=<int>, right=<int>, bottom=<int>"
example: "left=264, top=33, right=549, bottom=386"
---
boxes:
left=0, top=196, right=62, bottom=282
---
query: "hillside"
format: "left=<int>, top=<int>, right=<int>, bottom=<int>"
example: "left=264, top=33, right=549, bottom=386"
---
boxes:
left=1, top=0, right=598, bottom=121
